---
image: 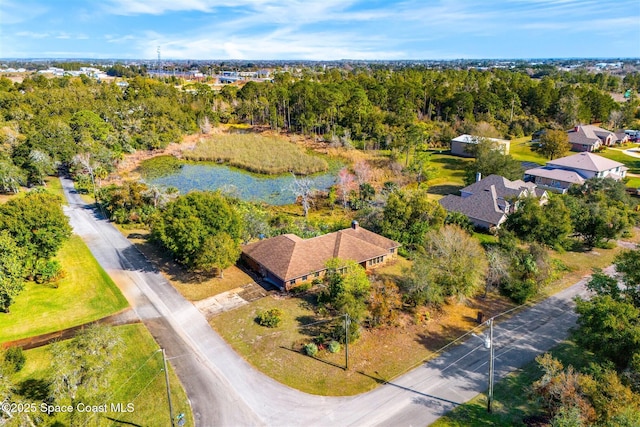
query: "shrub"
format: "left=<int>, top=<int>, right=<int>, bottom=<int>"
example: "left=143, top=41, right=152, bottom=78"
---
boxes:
left=4, top=346, right=25, bottom=372
left=500, top=279, right=538, bottom=304
left=256, top=308, right=283, bottom=328
left=290, top=282, right=312, bottom=294
left=34, top=259, right=64, bottom=284
left=328, top=341, right=341, bottom=353
left=304, top=342, right=318, bottom=356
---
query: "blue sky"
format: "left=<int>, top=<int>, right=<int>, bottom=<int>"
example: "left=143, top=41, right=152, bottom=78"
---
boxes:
left=1, top=0, right=639, bottom=60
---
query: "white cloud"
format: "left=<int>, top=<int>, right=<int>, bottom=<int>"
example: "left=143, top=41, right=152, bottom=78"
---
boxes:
left=0, top=0, right=48, bottom=24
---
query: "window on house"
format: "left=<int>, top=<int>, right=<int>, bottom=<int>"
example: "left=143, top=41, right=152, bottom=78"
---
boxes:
left=302, top=275, right=307, bottom=281
left=314, top=272, right=320, bottom=278
left=289, top=280, right=295, bottom=286
left=390, top=248, right=395, bottom=253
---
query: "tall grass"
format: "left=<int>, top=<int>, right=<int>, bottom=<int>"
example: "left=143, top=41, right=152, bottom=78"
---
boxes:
left=184, top=134, right=328, bottom=175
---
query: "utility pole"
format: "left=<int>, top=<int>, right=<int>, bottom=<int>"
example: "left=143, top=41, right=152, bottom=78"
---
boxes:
left=162, top=348, right=176, bottom=427
left=487, top=318, right=495, bottom=413
left=344, top=313, right=351, bottom=370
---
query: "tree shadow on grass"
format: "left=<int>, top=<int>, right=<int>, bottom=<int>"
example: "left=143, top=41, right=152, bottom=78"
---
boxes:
left=16, top=378, right=50, bottom=401
left=427, top=184, right=463, bottom=196
left=279, top=346, right=346, bottom=371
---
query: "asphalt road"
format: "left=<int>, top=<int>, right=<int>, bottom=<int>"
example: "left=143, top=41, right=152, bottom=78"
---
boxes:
left=61, top=176, right=592, bottom=427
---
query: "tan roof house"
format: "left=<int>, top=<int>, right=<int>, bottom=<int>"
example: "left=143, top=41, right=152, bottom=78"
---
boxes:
left=439, top=174, right=547, bottom=230
left=524, top=152, right=628, bottom=193
left=241, top=221, right=401, bottom=290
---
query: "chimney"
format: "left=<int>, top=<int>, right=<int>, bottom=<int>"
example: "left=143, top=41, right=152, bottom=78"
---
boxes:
left=574, top=125, right=580, bottom=132
left=476, top=172, right=482, bottom=182
left=351, top=220, right=359, bottom=230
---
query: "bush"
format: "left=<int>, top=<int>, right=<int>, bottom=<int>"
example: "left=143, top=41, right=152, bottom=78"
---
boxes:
left=290, top=282, right=312, bottom=294
left=256, top=308, right=283, bottom=328
left=304, top=342, right=318, bottom=357
left=4, top=346, right=25, bottom=372
left=328, top=341, right=341, bottom=353
left=500, top=279, right=538, bottom=304
left=34, top=259, right=64, bottom=284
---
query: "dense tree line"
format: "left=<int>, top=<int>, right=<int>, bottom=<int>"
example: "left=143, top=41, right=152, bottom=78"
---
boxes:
left=1, top=67, right=637, bottom=194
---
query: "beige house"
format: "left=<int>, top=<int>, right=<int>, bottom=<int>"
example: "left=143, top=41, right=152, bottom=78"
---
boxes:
left=241, top=221, right=400, bottom=290
left=450, top=134, right=510, bottom=157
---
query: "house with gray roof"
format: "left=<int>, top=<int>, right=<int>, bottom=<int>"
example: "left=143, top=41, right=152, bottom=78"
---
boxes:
left=568, top=125, right=616, bottom=152
left=524, top=152, right=628, bottom=193
left=438, top=174, right=547, bottom=230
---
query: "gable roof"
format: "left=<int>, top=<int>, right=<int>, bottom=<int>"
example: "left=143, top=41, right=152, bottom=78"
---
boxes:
left=568, top=125, right=615, bottom=146
left=460, top=174, right=536, bottom=199
left=439, top=174, right=544, bottom=227
left=546, top=152, right=626, bottom=172
left=242, top=227, right=400, bottom=282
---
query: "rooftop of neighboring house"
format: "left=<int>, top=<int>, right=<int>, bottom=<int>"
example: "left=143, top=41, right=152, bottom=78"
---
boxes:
left=546, top=151, right=627, bottom=172
left=451, top=134, right=510, bottom=145
left=439, top=174, right=545, bottom=227
left=568, top=125, right=615, bottom=146
left=241, top=224, right=400, bottom=282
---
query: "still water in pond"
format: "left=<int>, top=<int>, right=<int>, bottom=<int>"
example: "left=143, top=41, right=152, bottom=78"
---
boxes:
left=147, top=163, right=337, bottom=205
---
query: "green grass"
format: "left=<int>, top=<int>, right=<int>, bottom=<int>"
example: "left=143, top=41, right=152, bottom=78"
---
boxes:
left=430, top=341, right=594, bottom=427
left=426, top=152, right=472, bottom=197
left=11, top=324, right=193, bottom=426
left=507, top=137, right=547, bottom=165
left=598, top=148, right=640, bottom=175
left=184, top=133, right=329, bottom=175
left=0, top=235, right=129, bottom=342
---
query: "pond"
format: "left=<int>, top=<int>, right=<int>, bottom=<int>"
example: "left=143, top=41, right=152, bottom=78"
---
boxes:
left=146, top=163, right=338, bottom=205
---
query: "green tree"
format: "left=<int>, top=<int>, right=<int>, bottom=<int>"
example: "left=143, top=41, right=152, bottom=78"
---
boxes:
left=538, top=129, right=571, bottom=159
left=324, top=258, right=371, bottom=325
left=0, top=190, right=72, bottom=265
left=464, top=139, right=522, bottom=185
left=193, top=233, right=241, bottom=277
left=151, top=191, right=243, bottom=269
left=381, top=189, right=445, bottom=249
left=0, top=230, right=25, bottom=312
left=574, top=295, right=640, bottom=369
left=505, top=196, right=572, bottom=249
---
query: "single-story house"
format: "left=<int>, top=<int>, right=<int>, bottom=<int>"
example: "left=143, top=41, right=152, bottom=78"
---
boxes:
left=450, top=134, right=510, bottom=157
left=438, top=174, right=547, bottom=230
left=568, top=125, right=616, bottom=152
left=524, top=152, right=628, bottom=193
left=241, top=221, right=401, bottom=291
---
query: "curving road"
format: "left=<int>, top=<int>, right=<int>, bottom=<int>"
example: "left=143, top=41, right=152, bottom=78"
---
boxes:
left=61, top=176, right=592, bottom=427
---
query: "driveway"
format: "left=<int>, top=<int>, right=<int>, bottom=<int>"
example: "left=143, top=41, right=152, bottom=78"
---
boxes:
left=61, top=176, right=594, bottom=426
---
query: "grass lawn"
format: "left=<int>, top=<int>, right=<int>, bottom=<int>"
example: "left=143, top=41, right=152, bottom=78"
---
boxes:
left=426, top=152, right=471, bottom=197
left=183, top=133, right=329, bottom=175
left=0, top=176, right=64, bottom=204
left=10, top=324, right=193, bottom=426
left=119, top=226, right=255, bottom=301
left=598, top=147, right=640, bottom=175
left=0, top=235, right=129, bottom=343
left=430, top=341, right=593, bottom=427
left=508, top=137, right=547, bottom=165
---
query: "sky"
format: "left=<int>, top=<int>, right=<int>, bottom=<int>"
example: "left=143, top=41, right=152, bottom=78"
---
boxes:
left=1, top=0, right=639, bottom=60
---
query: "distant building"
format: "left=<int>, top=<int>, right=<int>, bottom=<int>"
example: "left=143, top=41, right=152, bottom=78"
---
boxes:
left=450, top=134, right=510, bottom=157
left=568, top=125, right=616, bottom=152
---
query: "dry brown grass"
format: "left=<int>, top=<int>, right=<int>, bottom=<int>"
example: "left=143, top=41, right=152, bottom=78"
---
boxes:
left=184, top=133, right=328, bottom=175
left=119, top=226, right=254, bottom=301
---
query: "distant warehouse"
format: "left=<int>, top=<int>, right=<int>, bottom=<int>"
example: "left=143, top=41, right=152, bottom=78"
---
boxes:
left=450, top=134, right=510, bottom=157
